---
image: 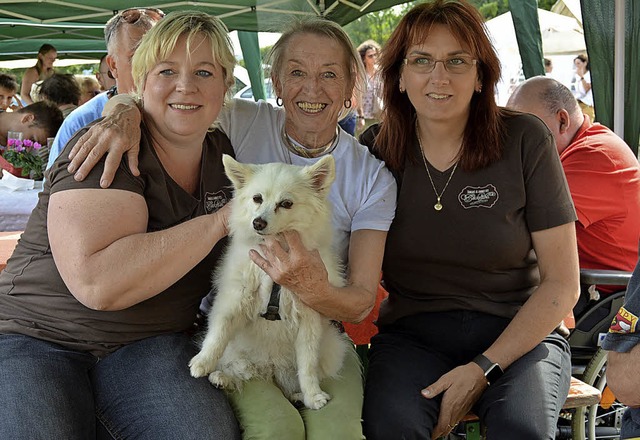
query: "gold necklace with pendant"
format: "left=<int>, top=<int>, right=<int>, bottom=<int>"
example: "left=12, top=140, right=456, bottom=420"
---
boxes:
left=416, top=124, right=459, bottom=211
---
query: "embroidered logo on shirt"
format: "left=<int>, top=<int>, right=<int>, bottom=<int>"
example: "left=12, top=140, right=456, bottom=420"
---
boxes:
left=458, top=185, right=499, bottom=209
left=609, top=306, right=638, bottom=334
left=204, top=191, right=227, bottom=214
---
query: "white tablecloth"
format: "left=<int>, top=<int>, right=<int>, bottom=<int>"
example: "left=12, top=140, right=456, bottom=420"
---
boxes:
left=0, top=186, right=41, bottom=232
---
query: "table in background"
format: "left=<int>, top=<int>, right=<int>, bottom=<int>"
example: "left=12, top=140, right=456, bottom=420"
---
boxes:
left=0, top=231, right=21, bottom=271
left=0, top=186, right=40, bottom=232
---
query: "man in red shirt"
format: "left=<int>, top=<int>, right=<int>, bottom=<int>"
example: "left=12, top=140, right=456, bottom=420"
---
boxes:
left=508, top=76, right=640, bottom=296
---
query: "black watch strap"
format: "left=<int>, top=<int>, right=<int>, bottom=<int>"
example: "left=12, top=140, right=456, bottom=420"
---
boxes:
left=472, top=354, right=504, bottom=386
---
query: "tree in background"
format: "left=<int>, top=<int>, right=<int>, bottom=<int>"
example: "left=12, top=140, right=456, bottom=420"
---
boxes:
left=344, top=0, right=554, bottom=47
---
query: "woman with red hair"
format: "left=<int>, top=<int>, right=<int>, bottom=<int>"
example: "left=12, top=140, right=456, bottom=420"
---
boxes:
left=361, top=1, right=580, bottom=438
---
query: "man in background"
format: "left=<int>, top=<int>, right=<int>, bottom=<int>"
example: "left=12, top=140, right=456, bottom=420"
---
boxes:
left=0, top=101, right=63, bottom=147
left=46, top=7, right=163, bottom=170
left=507, top=76, right=640, bottom=301
left=95, top=54, right=116, bottom=91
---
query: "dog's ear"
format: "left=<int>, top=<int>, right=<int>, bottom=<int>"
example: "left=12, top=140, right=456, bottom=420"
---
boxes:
left=222, top=154, right=253, bottom=190
left=306, top=155, right=336, bottom=193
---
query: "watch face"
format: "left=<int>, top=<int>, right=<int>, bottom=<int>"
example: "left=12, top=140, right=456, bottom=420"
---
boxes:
left=485, top=364, right=503, bottom=385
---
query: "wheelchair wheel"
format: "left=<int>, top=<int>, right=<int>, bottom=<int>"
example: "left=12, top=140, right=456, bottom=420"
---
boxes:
left=572, top=347, right=626, bottom=439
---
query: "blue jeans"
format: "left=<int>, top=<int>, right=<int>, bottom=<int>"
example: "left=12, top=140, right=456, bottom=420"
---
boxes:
left=621, top=407, right=640, bottom=439
left=0, top=333, right=240, bottom=439
left=363, top=311, right=571, bottom=440
left=338, top=112, right=357, bottom=136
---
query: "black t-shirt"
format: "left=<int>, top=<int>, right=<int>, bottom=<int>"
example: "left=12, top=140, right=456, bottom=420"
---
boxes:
left=372, top=112, right=576, bottom=324
left=0, top=123, right=234, bottom=357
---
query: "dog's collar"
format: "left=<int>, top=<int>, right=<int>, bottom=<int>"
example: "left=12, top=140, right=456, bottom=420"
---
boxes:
left=261, top=283, right=282, bottom=321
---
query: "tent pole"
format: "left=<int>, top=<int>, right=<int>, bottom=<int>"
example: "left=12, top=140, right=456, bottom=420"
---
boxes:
left=613, top=0, right=625, bottom=139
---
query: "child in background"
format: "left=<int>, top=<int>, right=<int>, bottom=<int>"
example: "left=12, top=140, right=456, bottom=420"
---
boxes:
left=0, top=73, right=20, bottom=112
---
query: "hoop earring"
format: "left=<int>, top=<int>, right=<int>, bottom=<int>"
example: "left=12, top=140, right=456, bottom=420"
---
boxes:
left=276, top=97, right=283, bottom=106
left=344, top=98, right=352, bottom=109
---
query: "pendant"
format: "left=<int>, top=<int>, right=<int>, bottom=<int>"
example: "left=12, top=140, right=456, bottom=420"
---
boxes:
left=434, top=202, right=443, bottom=211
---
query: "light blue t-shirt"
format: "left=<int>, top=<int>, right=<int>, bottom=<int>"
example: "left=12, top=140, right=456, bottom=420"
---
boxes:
left=46, top=92, right=109, bottom=169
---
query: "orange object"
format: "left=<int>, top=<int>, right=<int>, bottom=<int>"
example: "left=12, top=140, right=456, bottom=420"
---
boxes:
left=600, top=385, right=616, bottom=409
left=0, top=231, right=21, bottom=272
left=343, top=282, right=388, bottom=345
left=0, top=153, right=24, bottom=178
left=564, top=310, right=576, bottom=329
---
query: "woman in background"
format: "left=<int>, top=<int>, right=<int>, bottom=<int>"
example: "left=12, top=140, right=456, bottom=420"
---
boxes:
left=571, top=53, right=594, bottom=120
left=21, top=43, right=57, bottom=105
left=356, top=39, right=383, bottom=134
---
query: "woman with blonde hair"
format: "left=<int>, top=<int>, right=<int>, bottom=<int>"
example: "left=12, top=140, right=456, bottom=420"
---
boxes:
left=0, top=11, right=241, bottom=438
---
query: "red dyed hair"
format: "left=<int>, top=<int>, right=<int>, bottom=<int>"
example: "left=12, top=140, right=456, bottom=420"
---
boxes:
left=374, top=0, right=505, bottom=173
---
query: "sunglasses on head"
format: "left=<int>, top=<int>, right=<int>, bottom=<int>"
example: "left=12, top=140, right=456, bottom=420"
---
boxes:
left=120, top=7, right=165, bottom=24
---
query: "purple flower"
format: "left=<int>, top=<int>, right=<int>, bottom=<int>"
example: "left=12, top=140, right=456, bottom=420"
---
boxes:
left=7, top=138, right=15, bottom=147
left=33, top=142, right=42, bottom=150
left=15, top=145, right=25, bottom=152
left=23, top=139, right=33, bottom=148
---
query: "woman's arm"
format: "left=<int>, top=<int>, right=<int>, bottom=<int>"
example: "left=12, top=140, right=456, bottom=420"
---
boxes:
left=424, top=222, right=580, bottom=438
left=20, top=68, right=38, bottom=105
left=67, top=94, right=142, bottom=186
left=606, top=346, right=640, bottom=407
left=49, top=188, right=229, bottom=311
left=483, top=222, right=580, bottom=368
left=250, top=229, right=385, bottom=323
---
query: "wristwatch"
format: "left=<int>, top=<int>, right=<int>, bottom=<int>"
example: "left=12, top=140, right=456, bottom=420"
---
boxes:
left=472, top=354, right=504, bottom=386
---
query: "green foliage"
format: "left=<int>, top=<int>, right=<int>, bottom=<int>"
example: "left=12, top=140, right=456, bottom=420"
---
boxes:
left=343, top=0, right=554, bottom=46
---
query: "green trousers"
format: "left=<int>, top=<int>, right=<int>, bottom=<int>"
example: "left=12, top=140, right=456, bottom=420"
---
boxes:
left=228, top=347, right=365, bottom=440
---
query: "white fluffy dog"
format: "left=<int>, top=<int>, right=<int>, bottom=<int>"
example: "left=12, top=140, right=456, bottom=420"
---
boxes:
left=189, top=154, right=351, bottom=410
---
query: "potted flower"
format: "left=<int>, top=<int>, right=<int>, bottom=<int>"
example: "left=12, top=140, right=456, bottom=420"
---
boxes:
left=0, top=138, right=45, bottom=180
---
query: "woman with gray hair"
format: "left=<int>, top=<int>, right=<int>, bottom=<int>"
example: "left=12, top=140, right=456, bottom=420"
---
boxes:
left=61, top=15, right=397, bottom=440
left=0, top=11, right=241, bottom=439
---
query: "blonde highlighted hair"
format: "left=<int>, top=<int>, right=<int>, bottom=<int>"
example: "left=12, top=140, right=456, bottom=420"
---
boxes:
left=131, top=11, right=236, bottom=99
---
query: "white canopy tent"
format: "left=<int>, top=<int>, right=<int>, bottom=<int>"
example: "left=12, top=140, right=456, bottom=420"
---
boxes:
left=486, top=8, right=586, bottom=105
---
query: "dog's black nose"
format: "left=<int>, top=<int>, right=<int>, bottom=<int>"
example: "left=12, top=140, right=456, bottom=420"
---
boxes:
left=253, top=217, right=267, bottom=231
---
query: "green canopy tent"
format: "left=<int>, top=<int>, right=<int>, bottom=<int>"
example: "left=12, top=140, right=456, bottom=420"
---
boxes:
left=508, top=0, right=639, bottom=154
left=0, top=0, right=412, bottom=98
left=0, top=0, right=637, bottom=151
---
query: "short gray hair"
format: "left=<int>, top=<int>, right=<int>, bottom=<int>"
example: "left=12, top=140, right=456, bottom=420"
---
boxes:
left=104, top=8, right=163, bottom=51
left=537, top=77, right=581, bottom=116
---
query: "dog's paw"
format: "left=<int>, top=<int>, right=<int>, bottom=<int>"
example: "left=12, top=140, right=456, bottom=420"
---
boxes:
left=304, top=391, right=331, bottom=410
left=188, top=353, right=215, bottom=378
left=208, top=371, right=237, bottom=390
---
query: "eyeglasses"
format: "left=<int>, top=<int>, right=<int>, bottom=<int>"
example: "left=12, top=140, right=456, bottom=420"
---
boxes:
left=403, top=55, right=477, bottom=74
left=120, top=7, right=165, bottom=24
